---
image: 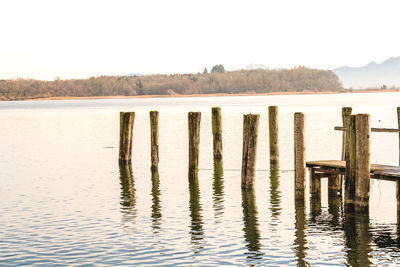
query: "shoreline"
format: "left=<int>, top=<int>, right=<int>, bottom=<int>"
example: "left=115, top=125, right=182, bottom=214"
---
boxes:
left=8, top=89, right=400, bottom=102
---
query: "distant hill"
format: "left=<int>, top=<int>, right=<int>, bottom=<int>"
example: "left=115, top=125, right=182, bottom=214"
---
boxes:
left=333, top=57, right=400, bottom=89
left=244, top=63, right=269, bottom=70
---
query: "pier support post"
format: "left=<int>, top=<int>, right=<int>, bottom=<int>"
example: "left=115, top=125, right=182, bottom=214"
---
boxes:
left=341, top=107, right=353, bottom=161
left=398, top=107, right=400, bottom=165
left=397, top=107, right=400, bottom=218
left=355, top=114, right=370, bottom=213
left=345, top=115, right=356, bottom=212
left=268, top=106, right=279, bottom=169
left=188, top=112, right=201, bottom=179
left=119, top=112, right=135, bottom=163
left=294, top=113, right=306, bottom=200
left=309, top=168, right=321, bottom=199
left=150, top=111, right=159, bottom=171
left=212, top=107, right=223, bottom=161
left=241, top=114, right=260, bottom=189
left=330, top=107, right=352, bottom=196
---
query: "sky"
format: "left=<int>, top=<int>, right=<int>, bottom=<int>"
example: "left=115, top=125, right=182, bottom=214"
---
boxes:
left=1, top=0, right=400, bottom=80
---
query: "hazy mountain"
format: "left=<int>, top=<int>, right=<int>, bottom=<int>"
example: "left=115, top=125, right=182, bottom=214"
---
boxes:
left=244, top=63, right=269, bottom=70
left=333, top=57, right=400, bottom=89
left=126, top=73, right=143, bottom=77
left=227, top=63, right=273, bottom=71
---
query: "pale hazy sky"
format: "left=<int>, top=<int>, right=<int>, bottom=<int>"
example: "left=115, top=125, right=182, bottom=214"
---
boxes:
left=1, top=0, right=399, bottom=80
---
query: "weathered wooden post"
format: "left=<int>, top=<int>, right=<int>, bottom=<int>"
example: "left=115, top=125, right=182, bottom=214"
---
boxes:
left=355, top=114, right=370, bottom=213
left=119, top=112, right=135, bottom=163
left=309, top=168, right=321, bottom=198
left=150, top=111, right=159, bottom=171
left=241, top=114, right=260, bottom=189
left=188, top=112, right=201, bottom=178
left=397, top=107, right=400, bottom=217
left=341, top=107, right=353, bottom=161
left=294, top=113, right=306, bottom=200
left=212, top=107, right=223, bottom=161
left=268, top=106, right=279, bottom=169
left=329, top=107, right=352, bottom=196
left=345, top=115, right=356, bottom=212
left=398, top=107, right=400, bottom=165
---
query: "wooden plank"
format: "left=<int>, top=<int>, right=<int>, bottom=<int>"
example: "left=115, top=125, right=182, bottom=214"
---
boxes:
left=306, top=160, right=400, bottom=181
left=335, top=126, right=346, bottom=131
left=371, top=128, right=400, bottom=133
left=335, top=126, right=400, bottom=133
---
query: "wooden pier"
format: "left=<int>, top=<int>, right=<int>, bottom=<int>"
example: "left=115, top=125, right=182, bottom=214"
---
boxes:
left=118, top=106, right=400, bottom=215
left=307, top=160, right=400, bottom=182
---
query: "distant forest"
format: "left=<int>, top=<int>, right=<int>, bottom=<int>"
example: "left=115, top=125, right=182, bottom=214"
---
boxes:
left=0, top=66, right=343, bottom=100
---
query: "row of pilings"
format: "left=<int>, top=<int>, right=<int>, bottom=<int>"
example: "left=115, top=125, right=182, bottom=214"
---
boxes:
left=118, top=106, right=283, bottom=188
left=118, top=106, right=400, bottom=215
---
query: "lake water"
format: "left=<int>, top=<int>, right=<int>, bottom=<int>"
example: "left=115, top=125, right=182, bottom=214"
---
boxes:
left=1, top=92, right=400, bottom=266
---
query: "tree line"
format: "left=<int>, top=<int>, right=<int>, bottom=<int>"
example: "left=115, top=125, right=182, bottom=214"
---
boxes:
left=0, top=66, right=343, bottom=100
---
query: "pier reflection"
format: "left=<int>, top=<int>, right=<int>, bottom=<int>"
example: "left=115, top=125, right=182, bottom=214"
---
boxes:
left=119, top=163, right=136, bottom=221
left=151, top=170, right=162, bottom=234
left=269, top=168, right=281, bottom=220
left=310, top=195, right=321, bottom=223
left=294, top=199, right=309, bottom=267
left=328, top=195, right=342, bottom=226
left=212, top=160, right=224, bottom=222
left=343, top=213, right=372, bottom=266
left=241, top=189, right=263, bottom=262
left=119, top=163, right=136, bottom=209
left=188, top=175, right=204, bottom=252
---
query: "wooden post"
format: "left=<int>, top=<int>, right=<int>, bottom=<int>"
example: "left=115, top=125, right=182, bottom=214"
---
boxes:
left=330, top=107, right=352, bottom=196
left=212, top=107, right=223, bottom=161
left=397, top=107, right=400, bottom=218
left=341, top=107, right=353, bottom=161
left=150, top=111, right=159, bottom=171
left=294, top=113, right=306, bottom=200
left=241, top=114, right=260, bottom=189
left=397, top=179, right=400, bottom=220
left=345, top=115, right=356, bottom=212
left=119, top=112, right=135, bottom=163
left=268, top=106, right=279, bottom=169
left=355, top=114, right=370, bottom=213
left=309, top=168, right=321, bottom=198
left=188, top=112, right=201, bottom=178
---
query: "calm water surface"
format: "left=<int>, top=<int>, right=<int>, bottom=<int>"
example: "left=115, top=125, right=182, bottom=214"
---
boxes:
left=1, top=93, right=400, bottom=266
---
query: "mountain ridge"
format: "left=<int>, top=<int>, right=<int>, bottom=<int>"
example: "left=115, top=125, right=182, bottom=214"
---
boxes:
left=333, top=57, right=400, bottom=89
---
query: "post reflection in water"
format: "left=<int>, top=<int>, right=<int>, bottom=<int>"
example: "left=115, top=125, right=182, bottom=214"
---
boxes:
left=212, top=159, right=224, bottom=222
left=328, top=195, right=343, bottom=227
left=310, top=195, right=322, bottom=223
left=241, top=189, right=263, bottom=262
left=269, top=167, right=281, bottom=220
left=343, top=213, right=372, bottom=266
left=119, top=163, right=136, bottom=220
left=294, top=199, right=309, bottom=267
left=151, top=170, right=162, bottom=234
left=188, top=175, right=204, bottom=252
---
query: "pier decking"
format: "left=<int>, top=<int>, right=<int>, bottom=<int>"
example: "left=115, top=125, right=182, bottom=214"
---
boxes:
left=307, top=160, right=400, bottom=181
